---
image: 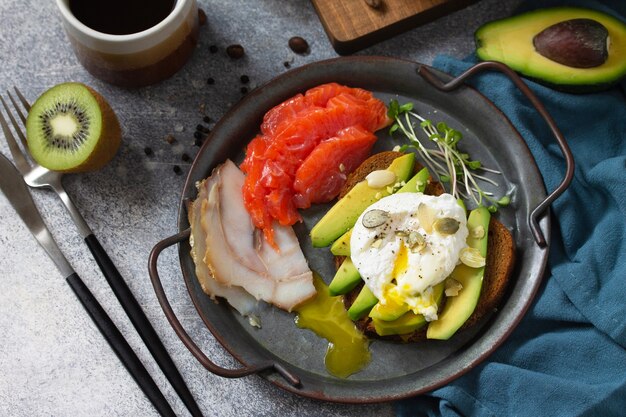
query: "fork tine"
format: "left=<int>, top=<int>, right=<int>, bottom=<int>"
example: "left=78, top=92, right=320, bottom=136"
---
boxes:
left=0, top=96, right=31, bottom=176
left=3, top=93, right=29, bottom=150
left=8, top=91, right=27, bottom=125
left=14, top=87, right=31, bottom=112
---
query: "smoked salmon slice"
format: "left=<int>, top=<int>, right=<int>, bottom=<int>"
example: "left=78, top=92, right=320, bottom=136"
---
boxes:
left=241, top=83, right=389, bottom=248
left=293, top=125, right=377, bottom=209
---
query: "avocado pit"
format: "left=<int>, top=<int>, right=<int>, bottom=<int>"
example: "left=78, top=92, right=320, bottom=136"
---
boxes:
left=533, top=18, right=609, bottom=68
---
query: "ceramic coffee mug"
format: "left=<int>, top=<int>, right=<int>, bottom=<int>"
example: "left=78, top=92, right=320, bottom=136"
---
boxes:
left=56, top=0, right=199, bottom=88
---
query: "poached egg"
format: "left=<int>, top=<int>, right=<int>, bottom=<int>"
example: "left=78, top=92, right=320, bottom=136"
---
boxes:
left=350, top=192, right=468, bottom=321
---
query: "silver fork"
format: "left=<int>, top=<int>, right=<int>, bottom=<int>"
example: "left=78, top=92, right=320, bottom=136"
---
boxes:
left=0, top=88, right=204, bottom=417
left=1, top=89, right=92, bottom=235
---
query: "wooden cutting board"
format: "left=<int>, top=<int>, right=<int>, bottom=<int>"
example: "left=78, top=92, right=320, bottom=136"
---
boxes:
left=311, top=0, right=477, bottom=55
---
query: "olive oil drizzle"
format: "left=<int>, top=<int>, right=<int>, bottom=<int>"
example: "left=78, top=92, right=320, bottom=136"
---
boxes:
left=295, top=273, right=371, bottom=378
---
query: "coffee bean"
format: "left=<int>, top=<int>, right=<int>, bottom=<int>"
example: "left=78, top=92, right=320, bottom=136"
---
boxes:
left=288, top=36, right=309, bottom=54
left=226, top=44, right=245, bottom=59
left=198, top=8, right=207, bottom=26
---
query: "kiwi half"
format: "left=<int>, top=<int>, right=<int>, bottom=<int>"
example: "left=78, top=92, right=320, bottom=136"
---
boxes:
left=26, top=82, right=121, bottom=172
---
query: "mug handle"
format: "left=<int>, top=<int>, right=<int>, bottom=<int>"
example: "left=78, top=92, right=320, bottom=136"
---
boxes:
left=418, top=61, right=575, bottom=248
left=148, top=229, right=301, bottom=387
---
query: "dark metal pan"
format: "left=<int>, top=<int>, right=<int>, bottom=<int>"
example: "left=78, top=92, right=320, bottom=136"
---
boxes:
left=148, top=57, right=573, bottom=403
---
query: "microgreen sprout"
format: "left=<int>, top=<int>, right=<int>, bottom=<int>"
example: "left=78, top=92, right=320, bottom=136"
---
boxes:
left=388, top=99, right=510, bottom=212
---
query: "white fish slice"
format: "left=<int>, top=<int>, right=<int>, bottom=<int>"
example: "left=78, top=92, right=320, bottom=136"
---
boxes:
left=201, top=160, right=316, bottom=311
left=188, top=175, right=258, bottom=316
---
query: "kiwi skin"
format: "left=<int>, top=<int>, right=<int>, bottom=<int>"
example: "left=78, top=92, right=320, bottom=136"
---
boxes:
left=76, top=85, right=122, bottom=172
left=26, top=82, right=122, bottom=173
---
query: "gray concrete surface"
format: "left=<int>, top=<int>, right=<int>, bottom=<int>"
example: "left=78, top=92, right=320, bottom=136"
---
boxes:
left=0, top=0, right=521, bottom=416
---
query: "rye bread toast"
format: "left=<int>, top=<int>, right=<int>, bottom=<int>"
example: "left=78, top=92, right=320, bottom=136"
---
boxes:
left=338, top=152, right=516, bottom=341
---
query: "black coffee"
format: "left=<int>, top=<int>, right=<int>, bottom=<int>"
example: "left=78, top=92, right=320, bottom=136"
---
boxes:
left=69, top=0, right=176, bottom=35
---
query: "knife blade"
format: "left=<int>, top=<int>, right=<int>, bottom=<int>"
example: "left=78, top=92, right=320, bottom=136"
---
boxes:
left=0, top=153, right=73, bottom=277
left=0, top=152, right=176, bottom=417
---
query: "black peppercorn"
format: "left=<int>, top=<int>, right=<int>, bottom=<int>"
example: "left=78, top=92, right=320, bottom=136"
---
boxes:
left=144, top=146, right=153, bottom=156
left=173, top=165, right=182, bottom=175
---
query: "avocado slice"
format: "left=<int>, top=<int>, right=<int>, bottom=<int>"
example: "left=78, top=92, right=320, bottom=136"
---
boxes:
left=330, top=229, right=353, bottom=256
left=372, top=282, right=445, bottom=336
left=475, top=7, right=626, bottom=92
left=328, top=167, right=430, bottom=257
left=347, top=285, right=378, bottom=321
left=396, top=166, right=430, bottom=194
left=373, top=311, right=427, bottom=336
left=427, top=206, right=491, bottom=340
left=328, top=257, right=361, bottom=296
left=368, top=297, right=410, bottom=322
left=310, top=153, right=415, bottom=247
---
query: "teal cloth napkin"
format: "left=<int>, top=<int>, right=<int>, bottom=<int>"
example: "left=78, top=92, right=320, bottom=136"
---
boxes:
left=396, top=1, right=626, bottom=416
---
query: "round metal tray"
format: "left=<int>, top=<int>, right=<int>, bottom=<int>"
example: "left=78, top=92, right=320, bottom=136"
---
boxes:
left=149, top=56, right=573, bottom=403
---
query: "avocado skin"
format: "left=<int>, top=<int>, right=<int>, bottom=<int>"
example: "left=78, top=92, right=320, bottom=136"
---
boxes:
left=475, top=7, right=626, bottom=93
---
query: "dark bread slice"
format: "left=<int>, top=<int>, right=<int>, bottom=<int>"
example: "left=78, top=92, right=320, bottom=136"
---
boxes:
left=338, top=152, right=516, bottom=342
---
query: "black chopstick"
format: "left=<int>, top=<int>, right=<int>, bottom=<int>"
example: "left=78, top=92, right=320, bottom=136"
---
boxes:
left=85, top=234, right=204, bottom=417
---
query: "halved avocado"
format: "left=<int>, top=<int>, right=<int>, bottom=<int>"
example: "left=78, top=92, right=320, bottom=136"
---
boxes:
left=475, top=7, right=626, bottom=92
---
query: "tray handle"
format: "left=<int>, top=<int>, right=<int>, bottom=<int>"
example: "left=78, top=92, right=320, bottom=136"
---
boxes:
left=418, top=61, right=575, bottom=248
left=148, top=229, right=301, bottom=387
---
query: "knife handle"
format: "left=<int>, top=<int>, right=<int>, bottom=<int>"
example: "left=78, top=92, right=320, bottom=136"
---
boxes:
left=84, top=234, right=203, bottom=417
left=65, top=272, right=176, bottom=417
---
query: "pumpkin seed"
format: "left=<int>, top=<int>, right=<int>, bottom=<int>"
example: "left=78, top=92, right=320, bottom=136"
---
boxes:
left=416, top=203, right=435, bottom=233
left=408, top=231, right=426, bottom=252
left=433, top=217, right=460, bottom=235
left=366, top=169, right=396, bottom=188
left=471, top=225, right=485, bottom=239
left=362, top=209, right=390, bottom=228
left=460, top=247, right=486, bottom=268
left=444, top=278, right=463, bottom=296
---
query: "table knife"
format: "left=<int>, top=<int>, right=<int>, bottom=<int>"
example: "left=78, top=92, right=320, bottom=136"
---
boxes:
left=0, top=153, right=176, bottom=417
